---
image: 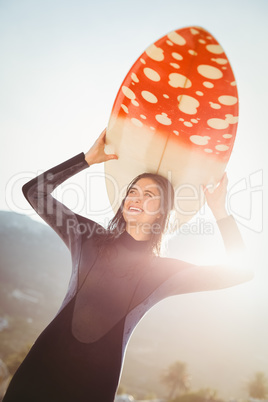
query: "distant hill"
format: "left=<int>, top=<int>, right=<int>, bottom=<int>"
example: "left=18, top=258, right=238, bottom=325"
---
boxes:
left=0, top=211, right=71, bottom=359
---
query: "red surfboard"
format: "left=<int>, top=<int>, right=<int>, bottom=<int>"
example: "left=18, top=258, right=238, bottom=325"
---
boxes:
left=105, top=26, right=238, bottom=225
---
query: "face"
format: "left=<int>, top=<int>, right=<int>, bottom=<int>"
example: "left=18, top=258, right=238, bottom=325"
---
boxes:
left=123, top=178, right=162, bottom=230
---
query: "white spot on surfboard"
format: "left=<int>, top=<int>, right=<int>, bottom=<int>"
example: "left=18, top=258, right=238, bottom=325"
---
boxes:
left=222, top=134, right=232, bottom=138
left=197, top=65, right=223, bottom=79
left=188, top=50, right=197, bottom=56
left=141, top=91, right=158, bottom=103
left=131, top=99, right=139, bottom=107
left=190, top=28, right=199, bottom=35
left=218, top=95, right=238, bottom=105
left=206, top=44, right=224, bottom=54
left=121, top=104, right=128, bottom=113
left=211, top=58, right=228, bottom=65
left=204, top=148, right=213, bottom=153
left=198, top=39, right=206, bottom=44
left=169, top=73, right=192, bottom=88
left=173, top=130, right=179, bottom=135
left=122, top=86, right=136, bottom=100
left=131, top=118, right=143, bottom=127
left=225, top=114, right=238, bottom=124
left=215, top=144, right=229, bottom=151
left=131, top=73, right=139, bottom=83
left=190, top=135, right=210, bottom=145
left=207, top=115, right=238, bottom=129
left=172, top=52, right=183, bottom=61
left=143, top=67, right=161, bottom=82
left=155, top=113, right=172, bottom=125
left=177, top=95, right=200, bottom=115
left=203, top=81, right=214, bottom=88
left=167, top=31, right=186, bottom=46
left=184, top=121, right=193, bottom=127
left=166, top=40, right=174, bottom=46
left=163, top=94, right=169, bottom=98
left=170, top=62, right=180, bottom=69
left=196, top=91, right=204, bottom=96
left=207, top=118, right=229, bottom=130
left=145, top=44, right=164, bottom=61
left=209, top=102, right=221, bottom=109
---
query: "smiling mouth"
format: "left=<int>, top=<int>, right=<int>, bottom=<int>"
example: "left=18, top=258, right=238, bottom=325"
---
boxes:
left=128, top=206, right=143, bottom=213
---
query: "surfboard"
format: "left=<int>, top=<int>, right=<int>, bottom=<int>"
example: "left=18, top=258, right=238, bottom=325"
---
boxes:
left=104, top=26, right=238, bottom=225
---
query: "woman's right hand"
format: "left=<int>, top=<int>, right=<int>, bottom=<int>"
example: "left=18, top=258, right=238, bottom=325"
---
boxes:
left=84, top=128, right=118, bottom=166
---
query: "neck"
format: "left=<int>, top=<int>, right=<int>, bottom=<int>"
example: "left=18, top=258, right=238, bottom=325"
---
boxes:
left=125, top=223, right=151, bottom=241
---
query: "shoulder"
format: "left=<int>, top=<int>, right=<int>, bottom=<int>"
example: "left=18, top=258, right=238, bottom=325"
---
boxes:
left=72, top=213, right=107, bottom=241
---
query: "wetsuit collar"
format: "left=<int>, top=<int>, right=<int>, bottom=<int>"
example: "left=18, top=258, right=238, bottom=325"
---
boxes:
left=119, top=230, right=151, bottom=252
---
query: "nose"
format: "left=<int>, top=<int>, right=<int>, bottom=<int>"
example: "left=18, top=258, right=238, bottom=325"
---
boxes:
left=133, top=195, right=142, bottom=204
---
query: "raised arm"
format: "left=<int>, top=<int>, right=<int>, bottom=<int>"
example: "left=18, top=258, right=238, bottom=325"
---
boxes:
left=22, top=128, right=118, bottom=249
left=22, top=152, right=90, bottom=249
left=178, top=173, right=253, bottom=292
left=154, top=174, right=253, bottom=300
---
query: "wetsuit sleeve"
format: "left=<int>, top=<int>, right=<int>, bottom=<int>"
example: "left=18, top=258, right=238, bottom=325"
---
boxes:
left=22, top=152, right=90, bottom=249
left=154, top=215, right=253, bottom=299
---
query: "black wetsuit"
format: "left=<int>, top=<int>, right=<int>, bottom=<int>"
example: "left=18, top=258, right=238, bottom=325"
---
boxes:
left=3, top=153, right=246, bottom=402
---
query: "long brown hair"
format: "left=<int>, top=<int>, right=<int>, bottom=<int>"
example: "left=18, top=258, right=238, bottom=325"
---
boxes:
left=95, top=172, right=174, bottom=255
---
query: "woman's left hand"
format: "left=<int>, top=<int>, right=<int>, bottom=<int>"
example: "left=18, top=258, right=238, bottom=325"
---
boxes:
left=202, top=172, right=229, bottom=221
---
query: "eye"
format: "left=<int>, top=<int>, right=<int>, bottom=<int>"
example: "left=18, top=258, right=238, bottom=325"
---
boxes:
left=145, top=192, right=152, bottom=197
left=128, top=189, right=136, bottom=195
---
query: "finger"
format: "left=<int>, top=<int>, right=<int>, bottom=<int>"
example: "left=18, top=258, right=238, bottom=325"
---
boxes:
left=106, top=153, right=118, bottom=161
left=218, top=174, right=228, bottom=191
left=97, top=128, right=107, bottom=142
left=203, top=183, right=215, bottom=194
left=224, top=172, right=228, bottom=184
left=220, top=172, right=228, bottom=185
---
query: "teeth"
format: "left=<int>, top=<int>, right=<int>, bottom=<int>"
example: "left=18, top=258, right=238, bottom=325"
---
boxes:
left=129, top=207, right=142, bottom=212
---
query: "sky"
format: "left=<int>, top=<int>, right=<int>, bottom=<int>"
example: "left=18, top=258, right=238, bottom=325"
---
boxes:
left=0, top=0, right=267, bottom=397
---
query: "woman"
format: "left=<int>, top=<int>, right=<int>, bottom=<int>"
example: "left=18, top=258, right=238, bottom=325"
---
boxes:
left=3, top=129, right=252, bottom=401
